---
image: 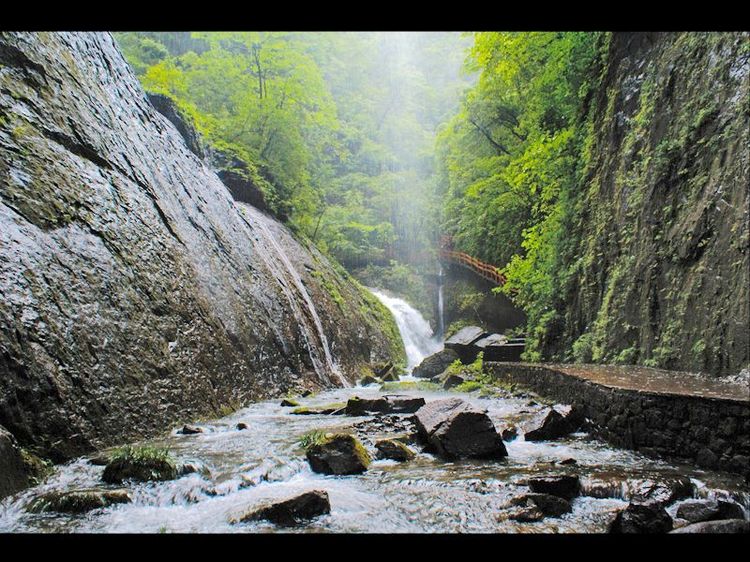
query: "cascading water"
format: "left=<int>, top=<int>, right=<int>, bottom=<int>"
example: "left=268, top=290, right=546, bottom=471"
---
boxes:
left=437, top=264, right=445, bottom=340
left=239, top=205, right=347, bottom=388
left=368, top=288, right=442, bottom=372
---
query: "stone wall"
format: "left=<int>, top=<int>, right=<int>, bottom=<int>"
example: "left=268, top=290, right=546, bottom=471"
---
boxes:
left=486, top=362, right=750, bottom=479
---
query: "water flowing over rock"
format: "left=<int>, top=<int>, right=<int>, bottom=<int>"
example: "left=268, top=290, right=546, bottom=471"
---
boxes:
left=234, top=490, right=331, bottom=526
left=346, top=395, right=425, bottom=416
left=609, top=502, right=673, bottom=533
left=0, top=32, right=400, bottom=467
left=414, top=398, right=507, bottom=459
left=369, top=289, right=442, bottom=371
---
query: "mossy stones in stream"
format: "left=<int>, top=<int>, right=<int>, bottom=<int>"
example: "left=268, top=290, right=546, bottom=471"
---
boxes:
left=101, top=446, right=179, bottom=484
left=359, top=374, right=380, bottom=386
left=280, top=399, right=300, bottom=407
left=290, top=403, right=347, bottom=415
left=28, top=489, right=132, bottom=513
left=233, top=490, right=331, bottom=526
left=305, top=433, right=371, bottom=475
left=375, top=439, right=416, bottom=462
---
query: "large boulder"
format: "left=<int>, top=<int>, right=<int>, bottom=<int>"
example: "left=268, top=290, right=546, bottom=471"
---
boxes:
left=414, top=398, right=507, bottom=460
left=523, top=406, right=583, bottom=441
left=0, top=426, right=30, bottom=499
left=305, top=434, right=371, bottom=475
left=675, top=498, right=745, bottom=523
left=670, top=519, right=750, bottom=534
left=609, top=502, right=673, bottom=533
left=345, top=395, right=425, bottom=416
left=413, top=348, right=460, bottom=379
left=626, top=477, right=693, bottom=506
left=528, top=475, right=580, bottom=500
left=234, top=490, right=330, bottom=526
left=444, top=326, right=487, bottom=363
left=28, top=488, right=131, bottom=514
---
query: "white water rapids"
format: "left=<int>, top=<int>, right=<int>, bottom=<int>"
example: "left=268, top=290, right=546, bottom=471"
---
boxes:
left=368, top=288, right=442, bottom=372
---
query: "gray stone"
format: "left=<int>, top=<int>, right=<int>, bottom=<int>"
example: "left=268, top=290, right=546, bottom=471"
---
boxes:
left=414, top=398, right=507, bottom=460
left=609, top=502, right=673, bottom=533
left=235, top=490, right=330, bottom=526
left=524, top=406, right=583, bottom=441
left=676, top=498, right=745, bottom=523
left=444, top=326, right=488, bottom=362
left=670, top=519, right=750, bottom=533
left=0, top=426, right=30, bottom=499
left=413, top=348, right=460, bottom=379
left=346, top=395, right=425, bottom=416
left=442, top=374, right=465, bottom=389
left=510, top=493, right=571, bottom=517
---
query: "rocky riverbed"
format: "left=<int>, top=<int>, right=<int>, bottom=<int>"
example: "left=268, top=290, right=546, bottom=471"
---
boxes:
left=1, top=380, right=748, bottom=533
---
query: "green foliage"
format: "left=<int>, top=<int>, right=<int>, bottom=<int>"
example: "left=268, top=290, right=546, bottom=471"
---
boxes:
left=114, top=32, right=471, bottom=269
left=298, top=430, right=330, bottom=450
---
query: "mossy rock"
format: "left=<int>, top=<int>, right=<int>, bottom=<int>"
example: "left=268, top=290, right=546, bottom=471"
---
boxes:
left=290, top=403, right=346, bottom=416
left=374, top=439, right=416, bottom=462
left=101, top=446, right=179, bottom=484
left=305, top=433, right=371, bottom=475
left=28, top=488, right=132, bottom=514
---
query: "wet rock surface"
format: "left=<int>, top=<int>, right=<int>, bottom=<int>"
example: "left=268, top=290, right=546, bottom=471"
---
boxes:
left=305, top=433, right=371, bottom=475
left=444, top=326, right=487, bottom=362
left=0, top=32, right=400, bottom=464
left=346, top=395, right=425, bottom=416
left=0, top=426, right=32, bottom=499
left=523, top=406, right=583, bottom=441
left=510, top=493, right=572, bottom=517
left=28, top=488, right=131, bottom=513
left=413, top=349, right=460, bottom=379
left=234, top=490, right=330, bottom=526
left=609, top=502, right=673, bottom=533
left=528, top=475, right=580, bottom=500
left=670, top=519, right=750, bottom=534
left=414, top=398, right=507, bottom=459
left=374, top=438, right=416, bottom=462
left=675, top=498, right=745, bottom=523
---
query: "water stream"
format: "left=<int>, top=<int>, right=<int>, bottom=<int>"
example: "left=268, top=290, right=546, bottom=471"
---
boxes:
left=1, top=289, right=747, bottom=533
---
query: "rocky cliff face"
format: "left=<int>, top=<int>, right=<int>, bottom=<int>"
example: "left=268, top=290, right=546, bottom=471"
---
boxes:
left=547, top=32, right=749, bottom=376
left=0, top=32, right=403, bottom=465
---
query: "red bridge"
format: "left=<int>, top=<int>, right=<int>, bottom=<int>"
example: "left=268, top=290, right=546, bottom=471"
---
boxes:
left=438, top=236, right=506, bottom=286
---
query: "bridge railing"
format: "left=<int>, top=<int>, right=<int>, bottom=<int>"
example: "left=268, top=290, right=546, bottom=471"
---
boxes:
left=438, top=248, right=506, bottom=286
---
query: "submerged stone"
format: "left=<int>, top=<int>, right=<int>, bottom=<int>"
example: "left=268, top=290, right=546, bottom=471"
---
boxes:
left=414, top=398, right=507, bottom=460
left=234, top=490, right=330, bottom=526
left=28, top=489, right=132, bottom=514
left=305, top=433, right=371, bottom=475
left=528, top=475, right=580, bottom=500
left=510, top=493, right=572, bottom=517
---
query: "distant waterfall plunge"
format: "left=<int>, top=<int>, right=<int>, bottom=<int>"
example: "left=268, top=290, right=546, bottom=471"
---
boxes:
left=369, top=288, right=443, bottom=372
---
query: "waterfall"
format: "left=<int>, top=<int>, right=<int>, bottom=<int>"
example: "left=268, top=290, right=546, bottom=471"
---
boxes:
left=369, top=288, right=443, bottom=372
left=437, top=263, right=445, bottom=340
left=241, top=205, right=347, bottom=387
